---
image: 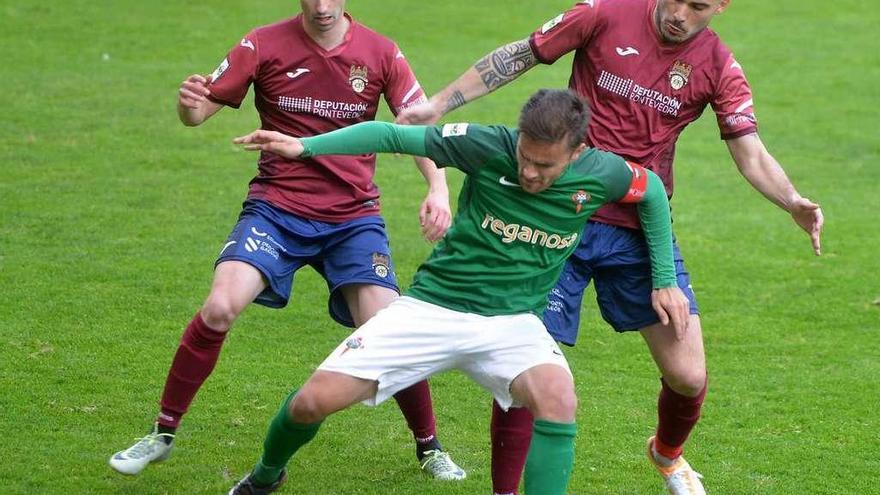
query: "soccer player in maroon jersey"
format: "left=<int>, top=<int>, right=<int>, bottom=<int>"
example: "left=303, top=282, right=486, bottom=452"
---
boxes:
left=397, top=0, right=824, bottom=494
left=108, top=0, right=465, bottom=481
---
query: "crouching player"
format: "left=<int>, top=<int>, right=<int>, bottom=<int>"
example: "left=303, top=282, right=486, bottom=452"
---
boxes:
left=226, top=89, right=690, bottom=495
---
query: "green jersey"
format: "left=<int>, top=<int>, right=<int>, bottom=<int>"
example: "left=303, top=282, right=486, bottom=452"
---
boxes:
left=300, top=121, right=674, bottom=317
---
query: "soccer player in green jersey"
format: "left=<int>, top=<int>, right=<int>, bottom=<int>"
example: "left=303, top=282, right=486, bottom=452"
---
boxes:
left=225, top=89, right=690, bottom=495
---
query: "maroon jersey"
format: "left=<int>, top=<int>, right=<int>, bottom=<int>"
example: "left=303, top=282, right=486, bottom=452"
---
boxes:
left=531, top=0, right=757, bottom=229
left=207, top=14, right=427, bottom=222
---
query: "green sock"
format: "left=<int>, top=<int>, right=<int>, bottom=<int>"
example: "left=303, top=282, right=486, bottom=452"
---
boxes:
left=251, top=389, right=322, bottom=486
left=524, top=419, right=577, bottom=495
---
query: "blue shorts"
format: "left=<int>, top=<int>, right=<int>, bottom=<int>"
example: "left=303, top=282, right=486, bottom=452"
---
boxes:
left=216, top=200, right=399, bottom=328
left=542, top=221, right=699, bottom=346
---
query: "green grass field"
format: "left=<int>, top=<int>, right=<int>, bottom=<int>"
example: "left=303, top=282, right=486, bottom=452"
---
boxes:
left=2, top=1, right=878, bottom=493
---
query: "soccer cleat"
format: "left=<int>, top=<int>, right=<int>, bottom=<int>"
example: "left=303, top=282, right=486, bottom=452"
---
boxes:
left=228, top=470, right=287, bottom=495
left=108, top=424, right=174, bottom=475
left=646, top=436, right=707, bottom=495
left=419, top=449, right=467, bottom=480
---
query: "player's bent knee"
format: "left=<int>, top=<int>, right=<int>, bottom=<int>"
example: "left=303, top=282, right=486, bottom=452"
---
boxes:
left=664, top=368, right=708, bottom=398
left=288, top=389, right=329, bottom=424
left=529, top=378, right=577, bottom=422
left=200, top=297, right=242, bottom=332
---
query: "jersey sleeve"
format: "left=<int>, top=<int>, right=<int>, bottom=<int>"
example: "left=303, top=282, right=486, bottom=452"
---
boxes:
left=711, top=53, right=758, bottom=140
left=206, top=31, right=260, bottom=109
left=529, top=1, right=602, bottom=64
left=423, top=124, right=513, bottom=174
left=301, top=122, right=428, bottom=158
left=383, top=46, right=428, bottom=115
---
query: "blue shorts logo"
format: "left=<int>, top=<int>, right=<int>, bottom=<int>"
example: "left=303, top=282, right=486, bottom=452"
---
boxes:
left=372, top=252, right=390, bottom=278
left=244, top=236, right=280, bottom=260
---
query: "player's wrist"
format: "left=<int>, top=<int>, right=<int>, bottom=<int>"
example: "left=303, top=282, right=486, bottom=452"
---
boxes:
left=427, top=182, right=449, bottom=195
left=652, top=281, right=677, bottom=290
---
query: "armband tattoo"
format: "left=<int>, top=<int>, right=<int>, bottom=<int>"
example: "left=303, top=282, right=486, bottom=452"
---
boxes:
left=474, top=39, right=536, bottom=90
left=445, top=90, right=467, bottom=113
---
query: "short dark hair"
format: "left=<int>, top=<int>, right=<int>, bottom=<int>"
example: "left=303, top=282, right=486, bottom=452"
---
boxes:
left=518, top=89, right=590, bottom=150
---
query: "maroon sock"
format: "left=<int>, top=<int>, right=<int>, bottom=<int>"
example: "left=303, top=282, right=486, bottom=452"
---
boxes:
left=157, top=312, right=227, bottom=428
left=392, top=380, right=437, bottom=442
left=655, top=377, right=708, bottom=459
left=490, top=401, right=534, bottom=495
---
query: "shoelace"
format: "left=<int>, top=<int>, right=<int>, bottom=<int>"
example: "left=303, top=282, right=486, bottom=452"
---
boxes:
left=420, top=450, right=455, bottom=471
left=124, top=433, right=175, bottom=458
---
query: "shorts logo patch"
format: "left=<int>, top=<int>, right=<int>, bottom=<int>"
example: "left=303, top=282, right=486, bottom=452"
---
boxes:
left=340, top=336, right=364, bottom=355
left=372, top=252, right=391, bottom=278
left=244, top=236, right=280, bottom=260
left=571, top=190, right=591, bottom=213
left=349, top=65, right=369, bottom=93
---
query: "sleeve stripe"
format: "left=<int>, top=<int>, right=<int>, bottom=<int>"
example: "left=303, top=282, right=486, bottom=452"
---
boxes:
left=734, top=98, right=754, bottom=114
left=401, top=81, right=422, bottom=105
left=620, top=161, right=649, bottom=203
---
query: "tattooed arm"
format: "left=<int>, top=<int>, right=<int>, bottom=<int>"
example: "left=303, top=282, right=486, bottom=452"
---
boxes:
left=395, top=38, right=537, bottom=124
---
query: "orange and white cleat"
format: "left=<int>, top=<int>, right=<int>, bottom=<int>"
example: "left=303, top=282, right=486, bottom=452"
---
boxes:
left=646, top=436, right=707, bottom=495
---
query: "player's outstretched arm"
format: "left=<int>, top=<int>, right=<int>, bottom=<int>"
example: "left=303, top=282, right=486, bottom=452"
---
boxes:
left=234, top=130, right=305, bottom=158
left=396, top=38, right=538, bottom=125
left=177, top=74, right=224, bottom=126
left=234, top=122, right=430, bottom=159
left=726, top=133, right=824, bottom=255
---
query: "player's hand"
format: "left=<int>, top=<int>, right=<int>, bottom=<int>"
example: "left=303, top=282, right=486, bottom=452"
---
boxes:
left=419, top=187, right=452, bottom=242
left=789, top=197, right=823, bottom=255
left=651, top=287, right=690, bottom=340
left=395, top=101, right=443, bottom=125
left=178, top=74, right=211, bottom=109
left=233, top=130, right=304, bottom=159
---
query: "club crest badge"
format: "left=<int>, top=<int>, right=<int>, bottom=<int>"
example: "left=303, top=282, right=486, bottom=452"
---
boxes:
left=372, top=252, right=390, bottom=278
left=571, top=190, right=591, bottom=214
left=349, top=65, right=369, bottom=93
left=340, top=336, right=364, bottom=355
left=668, top=60, right=692, bottom=90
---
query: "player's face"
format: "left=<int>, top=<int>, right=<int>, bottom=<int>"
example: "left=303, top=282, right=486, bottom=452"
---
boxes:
left=654, top=0, right=730, bottom=44
left=300, top=0, right=346, bottom=32
left=516, top=134, right=586, bottom=194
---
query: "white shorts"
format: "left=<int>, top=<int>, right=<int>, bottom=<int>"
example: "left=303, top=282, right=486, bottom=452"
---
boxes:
left=318, top=296, right=571, bottom=410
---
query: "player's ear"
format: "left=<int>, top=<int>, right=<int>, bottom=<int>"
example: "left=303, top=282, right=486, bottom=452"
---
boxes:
left=569, top=142, right=587, bottom=161
left=716, top=0, right=731, bottom=14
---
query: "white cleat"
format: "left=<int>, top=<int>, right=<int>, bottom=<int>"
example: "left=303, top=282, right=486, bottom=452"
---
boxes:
left=419, top=449, right=467, bottom=480
left=646, top=436, right=707, bottom=495
left=109, top=424, right=174, bottom=475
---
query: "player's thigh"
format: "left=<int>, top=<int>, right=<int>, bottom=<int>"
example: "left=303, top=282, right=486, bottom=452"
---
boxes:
left=318, top=216, right=400, bottom=327
left=510, top=363, right=577, bottom=422
left=459, top=313, right=571, bottom=411
left=543, top=256, right=595, bottom=346
left=317, top=297, right=458, bottom=406
left=292, top=370, right=378, bottom=422
left=202, top=261, right=268, bottom=328
left=217, top=201, right=321, bottom=310
left=593, top=238, right=699, bottom=332
left=640, top=314, right=706, bottom=395
left=339, top=283, right=398, bottom=327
